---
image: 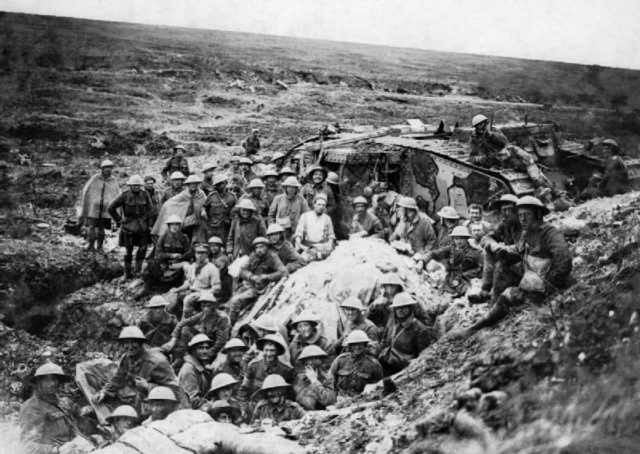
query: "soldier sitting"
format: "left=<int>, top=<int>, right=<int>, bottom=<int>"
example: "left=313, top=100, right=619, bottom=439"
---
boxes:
left=334, top=297, right=381, bottom=355
left=104, top=405, right=138, bottom=443
left=178, top=334, right=214, bottom=410
left=293, top=346, right=336, bottom=410
left=289, top=310, right=330, bottom=369
left=206, top=373, right=245, bottom=424
left=267, top=223, right=307, bottom=273
left=390, top=197, right=436, bottom=257
left=241, top=129, right=261, bottom=156
left=251, top=375, right=306, bottom=425
left=349, top=196, right=384, bottom=239
left=294, top=193, right=336, bottom=262
left=142, top=387, right=178, bottom=425
left=468, top=114, right=508, bottom=168
left=330, top=330, right=383, bottom=396
left=137, top=296, right=177, bottom=348
left=211, top=338, right=248, bottom=382
left=208, top=400, right=243, bottom=425
left=367, top=273, right=433, bottom=329
left=208, top=236, right=232, bottom=301
left=432, top=206, right=461, bottom=251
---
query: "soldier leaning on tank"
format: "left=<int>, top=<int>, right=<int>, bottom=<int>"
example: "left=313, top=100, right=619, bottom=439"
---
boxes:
left=161, top=144, right=190, bottom=181
left=599, top=139, right=631, bottom=197
left=108, top=175, right=154, bottom=280
left=330, top=330, right=383, bottom=397
left=201, top=174, right=238, bottom=245
left=468, top=114, right=508, bottom=167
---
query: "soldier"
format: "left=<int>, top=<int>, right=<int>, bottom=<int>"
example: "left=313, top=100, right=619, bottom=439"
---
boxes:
left=164, top=293, right=230, bottom=368
left=241, top=316, right=291, bottom=366
left=178, top=334, right=214, bottom=409
left=270, top=152, right=286, bottom=173
left=451, top=196, right=571, bottom=339
left=599, top=138, right=631, bottom=196
left=367, top=273, right=433, bottom=329
left=468, top=114, right=508, bottom=167
left=335, top=297, right=380, bottom=355
left=236, top=178, right=268, bottom=218
left=142, top=387, right=178, bottom=425
left=161, top=144, right=190, bottom=180
left=433, top=206, right=460, bottom=251
left=390, top=197, right=436, bottom=255
left=330, top=330, right=383, bottom=396
left=239, top=334, right=295, bottom=402
left=349, top=196, right=384, bottom=238
left=208, top=400, right=242, bottom=425
left=181, top=174, right=208, bottom=242
left=227, top=237, right=287, bottom=325
left=230, top=155, right=241, bottom=175
left=289, top=310, right=330, bottom=368
left=143, top=175, right=160, bottom=226
left=294, top=193, right=336, bottom=262
left=160, top=171, right=186, bottom=205
left=577, top=173, right=604, bottom=202
left=226, top=199, right=267, bottom=260
left=79, top=159, right=120, bottom=252
left=104, top=405, right=138, bottom=443
left=239, top=156, right=256, bottom=185
left=19, top=363, right=75, bottom=454
left=425, top=226, right=483, bottom=296
left=300, top=165, right=335, bottom=213
left=201, top=162, right=217, bottom=195
left=278, top=166, right=296, bottom=182
left=138, top=296, right=177, bottom=348
left=293, top=346, right=336, bottom=411
left=463, top=204, right=492, bottom=238
left=268, top=176, right=309, bottom=239
left=208, top=236, right=232, bottom=301
left=261, top=168, right=282, bottom=210
left=266, top=223, right=307, bottom=273
left=108, top=175, right=153, bottom=280
left=326, top=171, right=349, bottom=241
left=93, top=326, right=180, bottom=408
left=211, top=338, right=248, bottom=382
left=241, top=129, right=261, bottom=156
left=496, top=145, right=551, bottom=193
left=378, top=294, right=436, bottom=374
left=468, top=194, right=521, bottom=305
left=205, top=374, right=244, bottom=424
left=201, top=174, right=238, bottom=245
left=251, top=375, right=306, bottom=425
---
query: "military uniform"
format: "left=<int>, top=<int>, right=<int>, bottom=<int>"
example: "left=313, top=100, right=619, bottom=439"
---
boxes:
left=600, top=155, right=630, bottom=196
left=178, top=354, right=212, bottom=409
left=468, top=128, right=508, bottom=167
left=202, top=190, right=237, bottom=245
left=366, top=295, right=434, bottom=329
left=211, top=359, right=247, bottom=383
left=263, top=185, right=283, bottom=212
left=161, top=156, right=189, bottom=179
left=390, top=213, right=436, bottom=254
left=270, top=240, right=307, bottom=273
left=172, top=310, right=230, bottom=360
left=433, top=222, right=456, bottom=251
left=479, top=218, right=522, bottom=298
left=350, top=211, right=384, bottom=238
left=144, top=230, right=191, bottom=291
left=300, top=182, right=335, bottom=213
left=268, top=193, right=309, bottom=237
left=160, top=186, right=183, bottom=205
left=236, top=193, right=269, bottom=219
left=430, top=243, right=483, bottom=295
left=242, top=135, right=261, bottom=155
left=335, top=318, right=381, bottom=355
left=239, top=358, right=295, bottom=401
left=138, top=311, right=178, bottom=348
left=293, top=369, right=336, bottom=410
left=289, top=331, right=330, bottom=368
left=379, top=315, right=435, bottom=374
left=330, top=352, right=383, bottom=396
left=19, top=395, right=74, bottom=454
left=252, top=399, right=305, bottom=424
left=227, top=215, right=267, bottom=260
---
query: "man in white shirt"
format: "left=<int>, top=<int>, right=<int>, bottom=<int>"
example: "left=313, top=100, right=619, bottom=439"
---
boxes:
left=294, top=193, right=336, bottom=262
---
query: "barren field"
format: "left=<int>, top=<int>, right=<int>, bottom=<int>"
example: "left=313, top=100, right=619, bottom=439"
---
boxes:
left=1, top=11, right=640, bottom=454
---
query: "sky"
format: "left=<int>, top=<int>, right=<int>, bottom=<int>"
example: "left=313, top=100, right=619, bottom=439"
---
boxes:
left=2, top=0, right=640, bottom=70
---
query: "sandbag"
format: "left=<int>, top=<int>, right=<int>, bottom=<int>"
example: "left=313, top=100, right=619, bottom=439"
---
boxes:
left=148, top=409, right=212, bottom=437
left=118, top=426, right=191, bottom=454
left=171, top=421, right=232, bottom=452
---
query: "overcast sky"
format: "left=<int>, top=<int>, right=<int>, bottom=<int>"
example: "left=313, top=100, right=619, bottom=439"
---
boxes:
left=2, top=0, right=640, bottom=69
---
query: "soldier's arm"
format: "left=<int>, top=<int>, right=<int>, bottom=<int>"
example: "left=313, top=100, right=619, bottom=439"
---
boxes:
left=290, top=401, right=306, bottom=420
left=171, top=313, right=199, bottom=339
left=160, top=159, right=171, bottom=179
left=543, top=227, right=572, bottom=290
left=179, top=366, right=206, bottom=409
left=107, top=192, right=126, bottom=223
left=314, top=375, right=337, bottom=407
left=226, top=221, right=236, bottom=255
left=284, top=245, right=307, bottom=273
left=265, top=254, right=288, bottom=282
left=429, top=246, right=451, bottom=261
left=20, top=405, right=58, bottom=454
left=257, top=217, right=267, bottom=237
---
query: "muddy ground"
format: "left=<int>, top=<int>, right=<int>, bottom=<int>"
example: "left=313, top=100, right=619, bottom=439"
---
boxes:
left=1, top=11, right=640, bottom=454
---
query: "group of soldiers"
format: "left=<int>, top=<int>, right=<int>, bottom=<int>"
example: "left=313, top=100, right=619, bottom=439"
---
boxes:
left=24, top=113, right=622, bottom=453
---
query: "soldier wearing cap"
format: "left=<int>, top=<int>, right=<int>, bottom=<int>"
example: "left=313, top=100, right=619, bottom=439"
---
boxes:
left=424, top=226, right=483, bottom=296
left=451, top=196, right=571, bottom=339
left=241, top=129, right=261, bottom=156
left=268, top=176, right=309, bottom=239
left=251, top=374, right=305, bottom=424
left=289, top=310, right=329, bottom=368
left=266, top=223, right=306, bottom=273
left=227, top=237, right=287, bottom=325
left=93, top=326, right=179, bottom=408
left=211, top=338, right=248, bottom=382
left=294, top=193, right=336, bottom=262
left=206, top=374, right=244, bottom=424
left=201, top=162, right=217, bottom=195
left=104, top=405, right=138, bottom=443
left=161, top=171, right=187, bottom=205
left=293, top=346, right=336, bottom=410
left=599, top=138, right=630, bottom=196
left=349, top=196, right=384, bottom=239
left=161, top=144, right=190, bottom=180
left=469, top=194, right=522, bottom=305
left=201, top=174, right=238, bottom=244
left=142, top=386, right=178, bottom=425
left=79, top=159, right=120, bottom=252
left=226, top=199, right=267, bottom=260
left=390, top=197, right=436, bottom=255
left=300, top=165, right=335, bottom=213
left=367, top=273, right=433, bottom=329
left=330, top=330, right=383, bottom=396
left=239, top=335, right=295, bottom=402
left=334, top=297, right=381, bottom=355
left=468, top=114, right=508, bottom=167
left=137, top=296, right=178, bottom=348
left=378, top=293, right=436, bottom=374
left=178, top=334, right=214, bottom=409
left=108, top=175, right=154, bottom=280
left=261, top=168, right=283, bottom=209
left=19, top=363, right=75, bottom=454
left=235, top=178, right=268, bottom=218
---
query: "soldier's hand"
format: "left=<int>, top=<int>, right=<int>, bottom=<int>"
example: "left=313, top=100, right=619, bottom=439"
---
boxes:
left=92, top=390, right=107, bottom=404
left=304, top=366, right=319, bottom=384
left=134, top=377, right=149, bottom=392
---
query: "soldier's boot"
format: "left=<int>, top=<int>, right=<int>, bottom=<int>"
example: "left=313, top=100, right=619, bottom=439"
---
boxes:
left=123, top=257, right=134, bottom=280
left=86, top=229, right=96, bottom=252
left=134, top=282, right=151, bottom=301
left=133, top=247, right=147, bottom=277
left=134, top=260, right=143, bottom=277
left=470, top=295, right=510, bottom=331
left=96, top=230, right=105, bottom=253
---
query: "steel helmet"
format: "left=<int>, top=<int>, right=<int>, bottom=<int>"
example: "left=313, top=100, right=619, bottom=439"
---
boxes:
left=516, top=195, right=550, bottom=215
left=437, top=206, right=460, bottom=220
left=106, top=405, right=138, bottom=423
left=271, top=152, right=285, bottom=162
left=292, top=310, right=320, bottom=327
left=352, top=196, right=368, bottom=206
left=390, top=292, right=416, bottom=308
left=261, top=168, right=279, bottom=179
left=451, top=226, right=471, bottom=238
left=194, top=244, right=209, bottom=253
left=146, top=386, right=177, bottom=402
left=118, top=326, right=147, bottom=342
left=169, top=171, right=186, bottom=180
left=246, top=178, right=265, bottom=189
left=230, top=155, right=240, bottom=163
left=306, top=165, right=327, bottom=179
left=174, top=145, right=186, bottom=152
left=213, top=174, right=229, bottom=186
left=143, top=174, right=156, bottom=183
left=198, top=292, right=218, bottom=304
left=34, top=363, right=67, bottom=379
left=256, top=334, right=287, bottom=356
left=239, top=157, right=253, bottom=165
left=253, top=237, right=269, bottom=246
left=259, top=374, right=290, bottom=393
left=254, top=316, right=279, bottom=333
left=222, top=338, right=248, bottom=353
left=203, top=162, right=217, bottom=172
left=126, top=175, right=144, bottom=186
left=297, top=345, right=328, bottom=361
left=207, top=373, right=239, bottom=396
left=472, top=114, right=488, bottom=127
left=326, top=171, right=340, bottom=186
left=146, top=295, right=168, bottom=308
left=237, top=199, right=256, bottom=211
left=100, top=159, right=114, bottom=168
left=497, top=194, right=519, bottom=206
left=281, top=176, right=301, bottom=188
left=602, top=138, right=619, bottom=148
left=185, top=174, right=203, bottom=184
left=208, top=399, right=241, bottom=419
left=345, top=330, right=371, bottom=345
left=380, top=273, right=404, bottom=288
left=313, top=192, right=328, bottom=203
left=208, top=236, right=224, bottom=245
left=266, top=224, right=285, bottom=235
left=279, top=166, right=296, bottom=177
left=398, top=197, right=419, bottom=210
left=340, top=297, right=364, bottom=311
left=188, top=333, right=213, bottom=350
left=165, top=214, right=182, bottom=225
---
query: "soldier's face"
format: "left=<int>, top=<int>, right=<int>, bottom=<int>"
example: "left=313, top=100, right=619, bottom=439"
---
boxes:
left=231, top=161, right=239, bottom=170
left=102, top=166, right=113, bottom=178
left=500, top=204, right=516, bottom=221
left=149, top=307, right=165, bottom=322
left=208, top=244, right=221, bottom=254
left=36, top=375, right=60, bottom=397
left=250, top=188, right=262, bottom=197
left=268, top=233, right=281, bottom=245
left=195, top=250, right=209, bottom=264
left=475, top=122, right=487, bottom=134
left=172, top=179, right=184, bottom=189
left=227, top=348, right=245, bottom=364
left=304, top=357, right=323, bottom=369
left=354, top=203, right=367, bottom=215
left=263, top=343, right=278, bottom=362
left=204, top=170, right=214, bottom=179
left=518, top=207, right=539, bottom=230
left=192, top=344, right=212, bottom=362
left=187, top=183, right=198, bottom=193
left=215, top=412, right=231, bottom=423
left=130, top=185, right=142, bottom=193
left=201, top=302, right=216, bottom=315
left=405, top=208, right=417, bottom=221
left=240, top=164, right=250, bottom=172
left=383, top=284, right=400, bottom=298
left=469, top=208, right=481, bottom=221
left=168, top=224, right=180, bottom=234
left=241, top=331, right=256, bottom=347
left=122, top=340, right=143, bottom=357
left=344, top=307, right=360, bottom=322
left=349, top=343, right=367, bottom=357
left=239, top=208, right=252, bottom=219
left=312, top=171, right=324, bottom=184
left=113, top=417, right=135, bottom=436
left=394, top=306, right=412, bottom=320
left=254, top=244, right=268, bottom=256
left=144, top=181, right=154, bottom=191
left=470, top=225, right=483, bottom=240
left=453, top=237, right=468, bottom=248
left=266, top=176, right=277, bottom=185
left=175, top=148, right=184, bottom=157
left=215, top=181, right=227, bottom=192
left=285, top=187, right=296, bottom=197
left=267, top=389, right=284, bottom=404
left=148, top=401, right=174, bottom=420
left=314, top=198, right=327, bottom=214
left=217, top=386, right=233, bottom=400
left=296, top=322, right=314, bottom=338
